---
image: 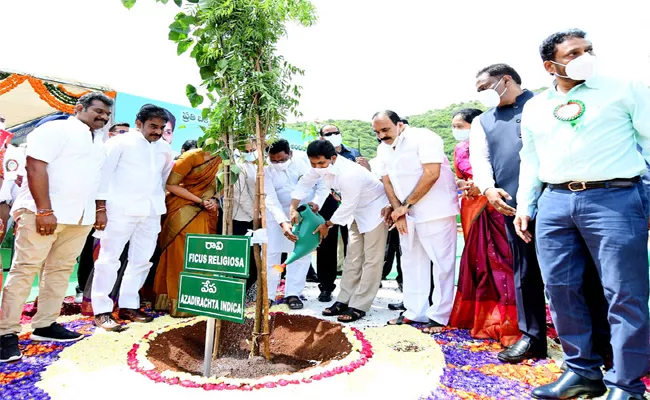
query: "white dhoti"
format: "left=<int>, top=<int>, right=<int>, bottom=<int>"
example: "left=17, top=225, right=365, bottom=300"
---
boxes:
left=400, top=215, right=457, bottom=324
left=91, top=213, right=161, bottom=314
left=266, top=218, right=311, bottom=300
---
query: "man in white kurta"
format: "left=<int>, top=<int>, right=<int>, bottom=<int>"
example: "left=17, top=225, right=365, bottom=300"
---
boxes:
left=264, top=139, right=328, bottom=309
left=91, top=105, right=173, bottom=331
left=373, top=111, right=459, bottom=332
left=290, top=140, right=390, bottom=321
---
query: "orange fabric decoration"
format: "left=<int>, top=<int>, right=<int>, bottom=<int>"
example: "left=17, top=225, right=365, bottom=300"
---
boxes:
left=0, top=74, right=27, bottom=96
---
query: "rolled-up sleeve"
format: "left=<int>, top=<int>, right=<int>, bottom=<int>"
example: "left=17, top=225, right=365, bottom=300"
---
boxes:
left=469, top=119, right=496, bottom=194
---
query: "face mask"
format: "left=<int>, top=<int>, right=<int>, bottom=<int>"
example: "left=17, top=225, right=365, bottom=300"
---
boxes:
left=244, top=152, right=258, bottom=163
left=477, top=77, right=506, bottom=108
left=272, top=159, right=291, bottom=171
left=452, top=129, right=470, bottom=141
left=552, top=54, right=597, bottom=81
left=324, top=134, right=342, bottom=148
left=0, top=122, right=5, bottom=131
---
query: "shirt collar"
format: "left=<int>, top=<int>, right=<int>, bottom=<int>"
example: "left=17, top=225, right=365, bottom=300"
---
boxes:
left=550, top=77, right=602, bottom=97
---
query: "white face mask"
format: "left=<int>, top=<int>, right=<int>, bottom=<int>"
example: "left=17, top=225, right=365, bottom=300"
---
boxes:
left=0, top=122, right=5, bottom=131
left=477, top=77, right=507, bottom=108
left=313, top=162, right=336, bottom=177
left=453, top=129, right=470, bottom=142
left=244, top=151, right=258, bottom=163
left=552, top=54, right=597, bottom=81
left=272, top=158, right=291, bottom=171
left=324, top=133, right=342, bottom=148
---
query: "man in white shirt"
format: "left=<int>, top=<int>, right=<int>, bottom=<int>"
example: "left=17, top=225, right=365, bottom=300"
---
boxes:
left=290, top=140, right=390, bottom=322
left=91, top=105, right=173, bottom=331
left=233, top=138, right=259, bottom=291
left=264, top=139, right=328, bottom=309
left=373, top=111, right=459, bottom=333
left=0, top=92, right=112, bottom=363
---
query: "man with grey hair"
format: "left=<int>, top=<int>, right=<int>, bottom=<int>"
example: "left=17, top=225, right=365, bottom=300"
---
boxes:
left=0, top=92, right=113, bottom=362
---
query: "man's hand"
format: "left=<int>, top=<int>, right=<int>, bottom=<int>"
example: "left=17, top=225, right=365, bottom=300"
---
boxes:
left=15, top=175, right=23, bottom=187
left=391, top=215, right=408, bottom=234
left=307, top=202, right=319, bottom=213
left=35, top=213, right=57, bottom=236
left=94, top=210, right=108, bottom=231
left=380, top=205, right=393, bottom=225
left=391, top=205, right=409, bottom=222
left=485, top=188, right=516, bottom=216
left=514, top=215, right=533, bottom=243
left=356, top=157, right=371, bottom=171
left=280, top=222, right=298, bottom=242
left=313, top=223, right=330, bottom=243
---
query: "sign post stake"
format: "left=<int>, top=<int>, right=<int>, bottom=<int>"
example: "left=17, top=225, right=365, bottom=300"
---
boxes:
left=203, top=318, right=216, bottom=377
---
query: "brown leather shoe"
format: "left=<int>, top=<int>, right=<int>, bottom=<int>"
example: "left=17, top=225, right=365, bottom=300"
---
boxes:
left=94, top=313, right=127, bottom=332
left=118, top=308, right=153, bottom=323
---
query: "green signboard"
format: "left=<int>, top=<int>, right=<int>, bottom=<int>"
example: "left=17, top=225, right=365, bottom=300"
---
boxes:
left=176, top=272, right=246, bottom=323
left=184, top=234, right=250, bottom=278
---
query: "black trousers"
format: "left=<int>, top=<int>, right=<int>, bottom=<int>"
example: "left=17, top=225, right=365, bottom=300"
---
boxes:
left=381, top=228, right=402, bottom=284
left=76, top=229, right=96, bottom=291
left=503, top=216, right=547, bottom=342
left=316, top=195, right=345, bottom=292
left=233, top=219, right=258, bottom=291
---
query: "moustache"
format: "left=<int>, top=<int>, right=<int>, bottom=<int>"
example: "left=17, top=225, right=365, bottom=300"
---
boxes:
left=380, top=136, right=391, bottom=141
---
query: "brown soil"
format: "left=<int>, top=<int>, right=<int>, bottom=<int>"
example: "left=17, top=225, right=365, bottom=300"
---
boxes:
left=146, top=314, right=352, bottom=379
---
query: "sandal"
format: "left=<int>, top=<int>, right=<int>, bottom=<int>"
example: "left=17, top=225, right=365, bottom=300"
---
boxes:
left=285, top=296, right=304, bottom=310
left=422, top=319, right=445, bottom=334
left=337, top=308, right=365, bottom=323
left=387, top=313, right=415, bottom=326
left=322, top=302, right=348, bottom=316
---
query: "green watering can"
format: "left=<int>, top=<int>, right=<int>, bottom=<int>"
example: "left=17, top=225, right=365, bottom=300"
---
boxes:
left=273, top=204, right=325, bottom=273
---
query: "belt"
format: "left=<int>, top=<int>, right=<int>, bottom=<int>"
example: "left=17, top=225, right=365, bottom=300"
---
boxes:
left=547, top=177, right=640, bottom=192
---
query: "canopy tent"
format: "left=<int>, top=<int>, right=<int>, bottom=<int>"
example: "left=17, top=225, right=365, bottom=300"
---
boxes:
left=0, top=69, right=116, bottom=131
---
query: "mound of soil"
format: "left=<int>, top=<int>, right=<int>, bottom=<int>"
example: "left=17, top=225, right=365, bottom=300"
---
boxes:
left=146, top=313, right=352, bottom=379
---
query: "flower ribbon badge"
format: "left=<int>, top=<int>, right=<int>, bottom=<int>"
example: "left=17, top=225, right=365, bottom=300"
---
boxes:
left=553, top=99, right=586, bottom=128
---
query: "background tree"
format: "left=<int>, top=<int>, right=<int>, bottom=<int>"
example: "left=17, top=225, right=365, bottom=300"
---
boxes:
left=123, top=0, right=317, bottom=359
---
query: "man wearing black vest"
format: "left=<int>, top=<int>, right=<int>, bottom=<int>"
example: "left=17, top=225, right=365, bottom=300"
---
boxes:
left=469, top=64, right=547, bottom=363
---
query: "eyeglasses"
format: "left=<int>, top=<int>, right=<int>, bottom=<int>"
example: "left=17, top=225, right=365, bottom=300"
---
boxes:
left=321, top=131, right=340, bottom=137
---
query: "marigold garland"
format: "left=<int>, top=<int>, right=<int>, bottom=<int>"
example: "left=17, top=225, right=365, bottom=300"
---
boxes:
left=0, top=74, right=27, bottom=96
left=0, top=73, right=116, bottom=114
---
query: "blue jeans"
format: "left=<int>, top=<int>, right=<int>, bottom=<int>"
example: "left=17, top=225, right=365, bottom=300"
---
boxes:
left=536, top=183, right=650, bottom=394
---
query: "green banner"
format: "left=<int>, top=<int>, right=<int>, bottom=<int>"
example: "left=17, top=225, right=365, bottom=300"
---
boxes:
left=176, top=272, right=246, bottom=323
left=184, top=234, right=250, bottom=278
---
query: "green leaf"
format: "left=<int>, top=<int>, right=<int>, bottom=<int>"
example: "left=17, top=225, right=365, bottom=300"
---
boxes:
left=189, top=94, right=204, bottom=108
left=177, top=125, right=187, bottom=129
left=169, top=20, right=190, bottom=34
left=199, top=66, right=214, bottom=80
left=158, top=0, right=169, bottom=3
left=169, top=31, right=188, bottom=41
left=174, top=0, right=183, bottom=6
left=177, top=39, right=193, bottom=55
left=121, top=0, right=136, bottom=9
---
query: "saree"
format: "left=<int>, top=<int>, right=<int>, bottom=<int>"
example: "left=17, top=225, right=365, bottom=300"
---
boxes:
left=448, top=141, right=520, bottom=346
left=153, top=149, right=221, bottom=314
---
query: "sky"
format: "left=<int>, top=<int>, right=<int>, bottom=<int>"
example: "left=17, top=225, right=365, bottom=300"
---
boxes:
left=1, top=0, right=649, bottom=122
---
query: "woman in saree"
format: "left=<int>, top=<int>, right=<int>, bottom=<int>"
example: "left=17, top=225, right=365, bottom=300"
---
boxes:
left=448, top=108, right=519, bottom=347
left=153, top=148, right=221, bottom=317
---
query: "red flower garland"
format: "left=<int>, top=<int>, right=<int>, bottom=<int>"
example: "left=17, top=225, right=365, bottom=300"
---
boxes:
left=127, top=314, right=373, bottom=392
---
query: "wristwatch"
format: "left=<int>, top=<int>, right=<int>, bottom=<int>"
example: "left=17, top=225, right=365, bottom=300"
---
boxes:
left=402, top=200, right=413, bottom=209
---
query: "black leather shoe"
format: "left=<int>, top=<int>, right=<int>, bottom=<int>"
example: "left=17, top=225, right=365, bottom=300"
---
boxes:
left=318, top=290, right=332, bottom=302
left=388, top=302, right=405, bottom=311
left=605, top=388, right=645, bottom=400
left=497, top=337, right=547, bottom=363
left=531, top=370, right=606, bottom=399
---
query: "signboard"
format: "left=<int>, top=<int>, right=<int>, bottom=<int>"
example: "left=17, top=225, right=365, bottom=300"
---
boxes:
left=184, top=234, right=250, bottom=279
left=177, top=272, right=246, bottom=324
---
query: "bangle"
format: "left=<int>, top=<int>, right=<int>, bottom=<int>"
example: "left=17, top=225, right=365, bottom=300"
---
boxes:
left=36, top=211, right=54, bottom=217
left=37, top=208, right=53, bottom=213
left=96, top=207, right=107, bottom=213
